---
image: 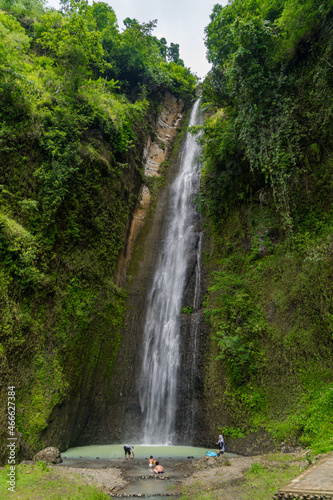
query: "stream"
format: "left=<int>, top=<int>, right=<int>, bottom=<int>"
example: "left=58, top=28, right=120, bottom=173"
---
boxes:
left=61, top=444, right=234, bottom=498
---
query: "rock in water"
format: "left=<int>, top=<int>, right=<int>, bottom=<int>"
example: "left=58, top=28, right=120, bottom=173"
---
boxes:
left=33, top=446, right=63, bottom=464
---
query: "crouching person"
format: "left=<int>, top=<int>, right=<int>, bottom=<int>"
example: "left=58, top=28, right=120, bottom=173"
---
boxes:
left=154, top=461, right=164, bottom=474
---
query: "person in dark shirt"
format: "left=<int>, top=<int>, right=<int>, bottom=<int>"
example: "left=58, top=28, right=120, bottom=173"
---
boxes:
left=216, top=434, right=226, bottom=457
left=124, top=444, right=135, bottom=460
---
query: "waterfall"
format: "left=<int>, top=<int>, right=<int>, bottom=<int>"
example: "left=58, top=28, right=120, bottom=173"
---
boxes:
left=139, top=99, right=202, bottom=445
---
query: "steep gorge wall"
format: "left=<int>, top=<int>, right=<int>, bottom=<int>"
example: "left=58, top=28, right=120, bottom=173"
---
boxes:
left=195, top=9, right=333, bottom=455
left=115, top=94, right=184, bottom=288
left=103, top=100, right=211, bottom=445
left=0, top=91, right=193, bottom=464
left=37, top=93, right=189, bottom=450
left=82, top=94, right=191, bottom=444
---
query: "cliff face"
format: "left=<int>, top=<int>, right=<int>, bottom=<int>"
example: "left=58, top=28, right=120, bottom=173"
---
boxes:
left=77, top=94, right=190, bottom=445
left=115, top=93, right=184, bottom=288
left=0, top=86, right=194, bottom=464
left=101, top=99, right=212, bottom=446
left=0, top=4, right=198, bottom=465
left=197, top=6, right=333, bottom=456
left=37, top=93, right=188, bottom=451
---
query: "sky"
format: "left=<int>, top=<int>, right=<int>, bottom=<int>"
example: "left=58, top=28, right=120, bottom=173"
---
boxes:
left=45, top=0, right=228, bottom=78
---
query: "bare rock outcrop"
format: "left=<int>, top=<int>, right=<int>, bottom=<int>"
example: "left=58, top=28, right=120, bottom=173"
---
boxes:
left=34, top=446, right=63, bottom=464
left=115, top=93, right=184, bottom=286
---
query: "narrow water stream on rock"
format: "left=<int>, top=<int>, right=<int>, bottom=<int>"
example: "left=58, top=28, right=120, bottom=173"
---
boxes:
left=139, top=99, right=202, bottom=445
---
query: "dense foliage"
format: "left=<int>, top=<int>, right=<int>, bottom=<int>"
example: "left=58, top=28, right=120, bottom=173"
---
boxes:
left=0, top=0, right=196, bottom=461
left=201, top=0, right=333, bottom=453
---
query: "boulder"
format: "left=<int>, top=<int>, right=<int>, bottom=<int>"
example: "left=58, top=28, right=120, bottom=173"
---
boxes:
left=33, top=446, right=62, bottom=464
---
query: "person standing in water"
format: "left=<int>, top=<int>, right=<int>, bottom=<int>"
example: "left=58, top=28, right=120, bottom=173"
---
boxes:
left=216, top=434, right=225, bottom=457
left=148, top=456, right=155, bottom=472
left=124, top=445, right=135, bottom=460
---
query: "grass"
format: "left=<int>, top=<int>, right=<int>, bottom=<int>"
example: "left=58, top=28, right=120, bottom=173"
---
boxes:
left=240, top=460, right=302, bottom=500
left=179, top=453, right=307, bottom=500
left=0, top=463, right=109, bottom=499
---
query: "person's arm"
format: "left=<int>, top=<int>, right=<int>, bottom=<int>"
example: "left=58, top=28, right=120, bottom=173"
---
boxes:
left=132, top=449, right=135, bottom=459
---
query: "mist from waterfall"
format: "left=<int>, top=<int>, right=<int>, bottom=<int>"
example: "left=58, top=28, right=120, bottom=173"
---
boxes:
left=139, top=99, right=202, bottom=445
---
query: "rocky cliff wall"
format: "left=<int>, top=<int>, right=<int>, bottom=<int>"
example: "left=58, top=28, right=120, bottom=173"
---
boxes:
left=100, top=99, right=211, bottom=446
left=50, top=94, right=190, bottom=448
left=86, top=95, right=191, bottom=444
left=115, top=93, right=184, bottom=288
left=29, top=94, right=187, bottom=453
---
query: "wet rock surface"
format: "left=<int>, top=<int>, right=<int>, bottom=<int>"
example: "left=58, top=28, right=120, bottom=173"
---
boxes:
left=103, top=101, right=209, bottom=446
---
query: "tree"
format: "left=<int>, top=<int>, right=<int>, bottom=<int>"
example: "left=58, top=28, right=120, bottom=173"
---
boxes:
left=0, top=11, right=30, bottom=118
left=167, top=42, right=180, bottom=63
left=158, top=37, right=167, bottom=58
left=0, top=0, right=45, bottom=18
left=123, top=17, right=157, bottom=36
left=91, top=1, right=117, bottom=32
left=35, top=0, right=104, bottom=91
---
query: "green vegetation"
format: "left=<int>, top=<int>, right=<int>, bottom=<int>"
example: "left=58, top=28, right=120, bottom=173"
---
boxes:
left=0, top=0, right=196, bottom=462
left=240, top=458, right=304, bottom=500
left=2, top=0, right=332, bottom=474
left=0, top=462, right=109, bottom=499
left=200, top=0, right=333, bottom=453
left=181, top=306, right=193, bottom=316
left=180, top=453, right=306, bottom=500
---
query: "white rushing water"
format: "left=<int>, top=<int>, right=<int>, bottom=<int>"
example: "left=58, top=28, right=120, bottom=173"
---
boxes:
left=139, top=99, right=202, bottom=445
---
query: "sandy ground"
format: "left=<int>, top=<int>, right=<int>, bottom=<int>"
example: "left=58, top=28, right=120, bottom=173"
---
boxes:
left=54, top=455, right=261, bottom=496
left=53, top=465, right=127, bottom=494
left=47, top=452, right=308, bottom=498
left=182, top=454, right=260, bottom=495
left=182, top=453, right=308, bottom=499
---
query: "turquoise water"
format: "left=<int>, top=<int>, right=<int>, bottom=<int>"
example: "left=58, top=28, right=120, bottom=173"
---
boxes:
left=63, top=444, right=217, bottom=460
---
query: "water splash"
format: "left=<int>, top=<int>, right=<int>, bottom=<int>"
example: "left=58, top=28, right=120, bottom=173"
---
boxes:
left=139, top=99, right=202, bottom=445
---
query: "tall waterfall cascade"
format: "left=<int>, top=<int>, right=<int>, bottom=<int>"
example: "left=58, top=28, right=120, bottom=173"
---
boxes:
left=139, top=99, right=202, bottom=445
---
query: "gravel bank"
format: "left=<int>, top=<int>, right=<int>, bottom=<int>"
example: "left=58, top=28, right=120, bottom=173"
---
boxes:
left=55, top=465, right=127, bottom=494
